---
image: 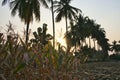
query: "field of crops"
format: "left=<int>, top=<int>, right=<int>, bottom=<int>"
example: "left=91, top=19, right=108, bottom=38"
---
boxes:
left=80, top=61, right=120, bottom=80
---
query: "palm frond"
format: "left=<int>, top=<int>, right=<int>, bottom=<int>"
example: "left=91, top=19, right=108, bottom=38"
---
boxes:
left=10, top=1, right=19, bottom=16
left=39, top=0, right=49, bottom=8
left=33, top=0, right=40, bottom=21
left=2, top=0, right=9, bottom=6
left=56, top=11, right=63, bottom=22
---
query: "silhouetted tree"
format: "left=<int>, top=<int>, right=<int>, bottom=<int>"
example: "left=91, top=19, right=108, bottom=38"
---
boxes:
left=110, top=40, right=120, bottom=53
left=54, top=0, right=81, bottom=32
left=65, top=15, right=110, bottom=59
left=2, top=0, right=50, bottom=44
left=30, top=23, right=53, bottom=47
left=51, top=0, right=55, bottom=48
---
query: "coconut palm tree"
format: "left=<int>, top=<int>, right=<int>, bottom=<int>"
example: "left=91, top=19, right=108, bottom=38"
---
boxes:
left=54, top=0, right=81, bottom=32
left=76, top=15, right=91, bottom=46
left=85, top=18, right=96, bottom=48
left=66, top=14, right=110, bottom=58
left=50, top=0, right=55, bottom=48
left=110, top=40, right=120, bottom=53
left=30, top=23, right=53, bottom=47
left=65, top=15, right=88, bottom=52
left=95, top=27, right=110, bottom=60
left=91, top=24, right=100, bottom=50
left=2, top=0, right=49, bottom=44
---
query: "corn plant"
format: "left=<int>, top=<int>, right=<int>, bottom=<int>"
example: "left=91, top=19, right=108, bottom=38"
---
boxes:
left=0, top=23, right=87, bottom=80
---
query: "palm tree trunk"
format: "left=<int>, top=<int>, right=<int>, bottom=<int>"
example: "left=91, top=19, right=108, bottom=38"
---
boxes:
left=89, top=36, right=91, bottom=48
left=93, top=38, right=96, bottom=50
left=26, top=21, right=29, bottom=44
left=51, top=0, right=55, bottom=49
left=97, top=43, right=100, bottom=51
left=65, top=10, right=68, bottom=52
left=75, top=43, right=77, bottom=52
left=65, top=12, right=68, bottom=32
left=84, top=38, right=87, bottom=46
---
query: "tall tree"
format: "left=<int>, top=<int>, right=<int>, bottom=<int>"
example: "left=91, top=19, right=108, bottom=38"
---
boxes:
left=65, top=14, right=110, bottom=58
left=30, top=23, right=53, bottom=47
left=85, top=18, right=96, bottom=48
left=50, top=0, right=55, bottom=48
left=110, top=40, right=120, bottom=53
left=2, top=0, right=49, bottom=44
left=54, top=0, right=81, bottom=32
left=65, top=15, right=87, bottom=52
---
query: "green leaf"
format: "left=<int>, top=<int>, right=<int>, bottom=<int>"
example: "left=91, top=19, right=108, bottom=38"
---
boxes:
left=13, top=62, right=26, bottom=74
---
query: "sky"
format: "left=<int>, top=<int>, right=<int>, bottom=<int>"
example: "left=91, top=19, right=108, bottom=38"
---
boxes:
left=0, top=0, right=120, bottom=45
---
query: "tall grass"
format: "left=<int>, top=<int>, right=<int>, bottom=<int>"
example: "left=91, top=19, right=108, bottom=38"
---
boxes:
left=0, top=25, right=84, bottom=80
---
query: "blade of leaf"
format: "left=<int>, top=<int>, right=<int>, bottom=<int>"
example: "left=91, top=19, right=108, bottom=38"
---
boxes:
left=13, top=62, right=26, bottom=74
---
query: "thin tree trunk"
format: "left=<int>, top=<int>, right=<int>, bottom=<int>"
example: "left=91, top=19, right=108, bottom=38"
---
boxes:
left=65, top=10, right=68, bottom=53
left=26, top=22, right=29, bottom=44
left=93, top=38, right=96, bottom=50
left=89, top=36, right=91, bottom=48
left=65, top=12, right=68, bottom=33
left=97, top=44, right=100, bottom=51
left=51, top=0, right=55, bottom=49
left=84, top=38, right=87, bottom=46
left=75, top=43, right=77, bottom=52
left=81, top=41, right=83, bottom=47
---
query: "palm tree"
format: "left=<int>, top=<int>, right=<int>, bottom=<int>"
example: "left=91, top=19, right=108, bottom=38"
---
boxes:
left=110, top=40, right=120, bottom=53
left=54, top=0, right=81, bottom=32
left=65, top=15, right=88, bottom=52
left=76, top=15, right=90, bottom=47
left=66, top=14, right=110, bottom=58
left=2, top=0, right=49, bottom=44
left=50, top=0, right=55, bottom=48
left=91, top=24, right=100, bottom=50
left=95, top=27, right=110, bottom=60
left=85, top=18, right=96, bottom=48
left=30, top=23, right=53, bottom=47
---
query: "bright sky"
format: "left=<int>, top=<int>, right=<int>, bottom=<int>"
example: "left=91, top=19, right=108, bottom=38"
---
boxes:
left=0, top=0, right=120, bottom=45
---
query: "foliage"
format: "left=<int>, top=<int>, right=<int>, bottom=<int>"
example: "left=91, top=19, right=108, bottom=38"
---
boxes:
left=0, top=23, right=88, bottom=79
left=54, top=0, right=81, bottom=32
left=30, top=23, right=53, bottom=48
left=65, top=14, right=110, bottom=60
left=74, top=46, right=106, bottom=62
left=110, top=54, right=120, bottom=60
left=110, top=40, right=120, bottom=53
left=1, top=0, right=118, bottom=79
left=2, top=0, right=50, bottom=43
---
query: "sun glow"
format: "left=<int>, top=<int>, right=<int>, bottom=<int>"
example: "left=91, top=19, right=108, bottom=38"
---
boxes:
left=56, top=37, right=66, bottom=47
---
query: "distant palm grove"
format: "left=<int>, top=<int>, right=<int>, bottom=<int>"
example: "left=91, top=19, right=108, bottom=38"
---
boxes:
left=0, top=0, right=120, bottom=80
